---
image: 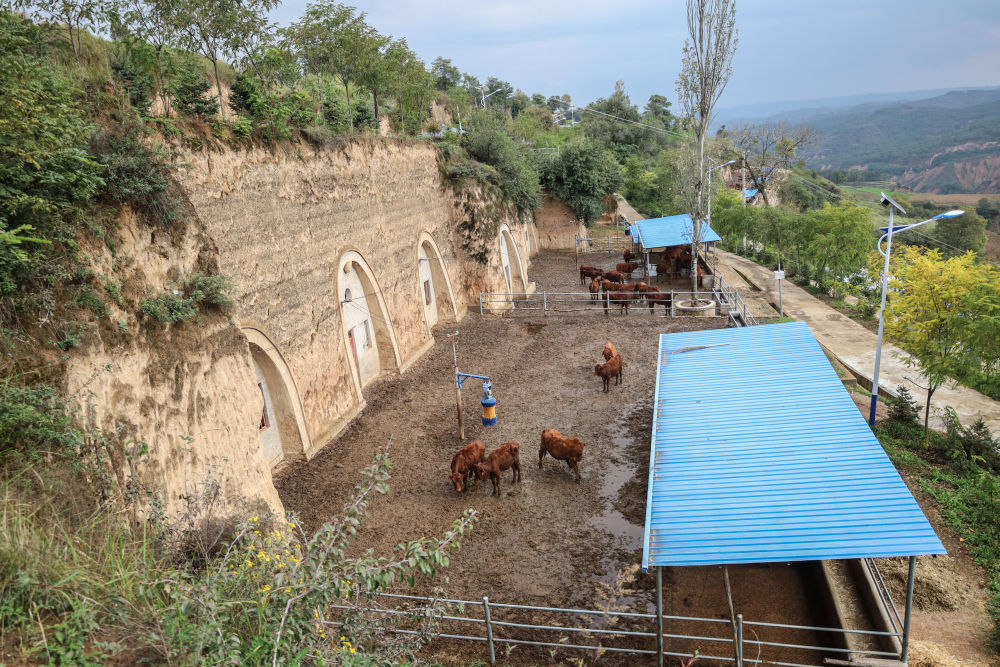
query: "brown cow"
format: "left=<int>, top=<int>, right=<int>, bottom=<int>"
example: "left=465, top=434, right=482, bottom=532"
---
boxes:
left=604, top=270, right=626, bottom=284
left=623, top=249, right=635, bottom=263
left=605, top=290, right=638, bottom=315
left=589, top=277, right=601, bottom=302
left=602, top=342, right=618, bottom=361
left=539, top=429, right=585, bottom=482
left=579, top=265, right=603, bottom=284
left=655, top=262, right=672, bottom=284
left=638, top=285, right=672, bottom=314
left=616, top=261, right=640, bottom=277
left=601, top=280, right=641, bottom=292
left=475, top=442, right=522, bottom=497
left=594, top=353, right=623, bottom=391
left=449, top=441, right=486, bottom=492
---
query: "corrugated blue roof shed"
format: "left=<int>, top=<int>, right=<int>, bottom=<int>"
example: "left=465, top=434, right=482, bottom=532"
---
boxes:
left=642, top=321, right=945, bottom=570
left=633, top=214, right=722, bottom=250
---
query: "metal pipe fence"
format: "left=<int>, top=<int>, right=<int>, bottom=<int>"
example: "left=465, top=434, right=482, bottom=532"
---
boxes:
left=714, top=273, right=759, bottom=327
left=320, top=591, right=904, bottom=666
left=575, top=234, right=635, bottom=252
left=478, top=290, right=723, bottom=318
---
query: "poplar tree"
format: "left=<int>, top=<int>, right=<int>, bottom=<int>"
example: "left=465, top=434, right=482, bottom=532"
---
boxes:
left=675, top=0, right=738, bottom=293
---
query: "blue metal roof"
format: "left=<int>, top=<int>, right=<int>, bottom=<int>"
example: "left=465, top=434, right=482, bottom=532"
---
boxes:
left=642, top=321, right=945, bottom=570
left=633, top=214, right=721, bottom=250
left=743, top=188, right=759, bottom=199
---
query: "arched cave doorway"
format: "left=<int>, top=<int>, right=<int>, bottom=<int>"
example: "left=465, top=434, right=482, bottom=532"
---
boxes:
left=417, top=233, right=458, bottom=330
left=500, top=226, right=526, bottom=293
left=338, top=251, right=402, bottom=395
left=243, top=327, right=311, bottom=468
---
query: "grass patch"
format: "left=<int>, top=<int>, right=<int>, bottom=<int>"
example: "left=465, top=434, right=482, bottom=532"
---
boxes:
left=876, top=416, right=1000, bottom=651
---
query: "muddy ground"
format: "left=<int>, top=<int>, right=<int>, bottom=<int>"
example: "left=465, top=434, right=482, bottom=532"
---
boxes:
left=275, top=250, right=995, bottom=666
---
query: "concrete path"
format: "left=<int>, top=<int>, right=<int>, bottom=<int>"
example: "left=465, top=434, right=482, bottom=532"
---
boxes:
left=716, top=250, right=1000, bottom=435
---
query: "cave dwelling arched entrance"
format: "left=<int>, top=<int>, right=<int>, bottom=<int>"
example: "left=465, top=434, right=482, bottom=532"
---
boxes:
left=499, top=225, right=526, bottom=294
left=417, top=233, right=458, bottom=331
left=338, top=251, right=402, bottom=397
left=243, top=327, right=311, bottom=468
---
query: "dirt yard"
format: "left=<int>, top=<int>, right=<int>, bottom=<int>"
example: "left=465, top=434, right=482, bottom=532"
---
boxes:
left=275, top=250, right=996, bottom=666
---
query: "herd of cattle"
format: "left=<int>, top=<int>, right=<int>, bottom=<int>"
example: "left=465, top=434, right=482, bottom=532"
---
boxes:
left=447, top=342, right=622, bottom=496
left=579, top=248, right=707, bottom=315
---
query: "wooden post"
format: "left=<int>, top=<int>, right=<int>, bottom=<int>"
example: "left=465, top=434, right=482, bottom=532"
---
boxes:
left=452, top=337, right=464, bottom=440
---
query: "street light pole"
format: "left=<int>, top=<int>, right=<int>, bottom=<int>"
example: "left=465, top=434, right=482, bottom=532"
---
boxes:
left=480, top=87, right=505, bottom=108
left=868, top=198, right=965, bottom=426
left=706, top=160, right=736, bottom=229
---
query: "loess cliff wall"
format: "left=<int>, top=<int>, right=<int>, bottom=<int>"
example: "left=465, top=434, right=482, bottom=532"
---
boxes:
left=66, top=138, right=534, bottom=519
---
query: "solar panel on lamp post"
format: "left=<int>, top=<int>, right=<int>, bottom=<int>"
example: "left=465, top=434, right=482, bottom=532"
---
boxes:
left=867, top=197, right=964, bottom=426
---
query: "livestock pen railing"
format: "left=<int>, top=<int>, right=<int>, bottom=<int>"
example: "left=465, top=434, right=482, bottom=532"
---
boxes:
left=575, top=234, right=635, bottom=253
left=320, top=591, right=906, bottom=667
left=477, top=290, right=721, bottom=317
left=714, top=274, right=759, bottom=327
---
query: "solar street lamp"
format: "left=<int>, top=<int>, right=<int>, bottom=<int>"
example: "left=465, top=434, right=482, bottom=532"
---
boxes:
left=480, top=87, right=505, bottom=108
left=867, top=195, right=964, bottom=426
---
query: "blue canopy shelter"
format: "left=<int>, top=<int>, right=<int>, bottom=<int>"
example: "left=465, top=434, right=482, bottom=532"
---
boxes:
left=643, top=321, right=944, bottom=665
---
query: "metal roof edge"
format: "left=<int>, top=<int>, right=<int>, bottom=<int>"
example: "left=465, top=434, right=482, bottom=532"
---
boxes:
left=642, top=334, right=667, bottom=573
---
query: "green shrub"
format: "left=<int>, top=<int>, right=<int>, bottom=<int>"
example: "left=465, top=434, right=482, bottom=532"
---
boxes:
left=110, top=53, right=154, bottom=116
left=168, top=57, right=219, bottom=119
left=322, top=99, right=351, bottom=134
left=90, top=123, right=177, bottom=225
left=142, top=273, right=234, bottom=323
left=0, top=381, right=81, bottom=464
left=463, top=112, right=540, bottom=216
left=887, top=385, right=921, bottom=425
left=68, top=286, right=109, bottom=319
left=352, top=98, right=377, bottom=132
left=142, top=291, right=199, bottom=323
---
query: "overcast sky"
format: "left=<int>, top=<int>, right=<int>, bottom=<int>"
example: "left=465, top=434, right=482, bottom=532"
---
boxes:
left=270, top=0, right=1000, bottom=112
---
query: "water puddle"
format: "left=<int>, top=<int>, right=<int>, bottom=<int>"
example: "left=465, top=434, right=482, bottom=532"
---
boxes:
left=589, top=417, right=644, bottom=547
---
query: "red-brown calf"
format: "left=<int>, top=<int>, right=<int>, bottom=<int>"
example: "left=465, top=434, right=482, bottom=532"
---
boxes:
left=589, top=277, right=601, bottom=302
left=475, top=442, right=521, bottom=497
left=623, top=249, right=635, bottom=263
left=602, top=341, right=618, bottom=361
left=616, top=261, right=640, bottom=277
left=539, top=429, right=585, bottom=482
left=594, top=353, right=623, bottom=391
left=449, top=441, right=486, bottom=492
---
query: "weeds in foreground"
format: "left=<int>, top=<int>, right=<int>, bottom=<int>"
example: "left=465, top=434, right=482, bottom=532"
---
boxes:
left=1, top=439, right=478, bottom=663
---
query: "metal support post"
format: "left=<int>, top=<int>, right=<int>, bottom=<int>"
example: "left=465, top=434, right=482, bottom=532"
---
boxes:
left=605, top=290, right=610, bottom=316
left=901, top=556, right=916, bottom=662
left=479, top=292, right=483, bottom=316
left=543, top=291, right=547, bottom=316
left=483, top=596, right=496, bottom=666
left=656, top=567, right=664, bottom=667
left=670, top=290, right=674, bottom=317
left=452, top=337, right=464, bottom=441
left=736, top=613, right=744, bottom=667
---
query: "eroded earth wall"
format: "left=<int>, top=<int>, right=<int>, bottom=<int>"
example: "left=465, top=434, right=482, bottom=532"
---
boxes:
left=65, top=139, right=533, bottom=519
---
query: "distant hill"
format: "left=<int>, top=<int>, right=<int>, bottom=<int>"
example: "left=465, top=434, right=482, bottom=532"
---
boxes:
left=717, top=87, right=1000, bottom=194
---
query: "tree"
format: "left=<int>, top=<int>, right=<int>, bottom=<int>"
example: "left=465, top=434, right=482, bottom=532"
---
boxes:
left=976, top=197, right=1000, bottom=233
left=111, top=0, right=183, bottom=117
left=540, top=142, right=623, bottom=225
left=282, top=1, right=378, bottom=111
left=20, top=0, right=105, bottom=63
left=675, top=0, right=738, bottom=292
left=583, top=80, right=662, bottom=161
left=882, top=246, right=990, bottom=434
left=644, top=93, right=674, bottom=129
left=927, top=210, right=987, bottom=257
left=173, top=0, right=280, bottom=118
left=725, top=122, right=816, bottom=207
left=430, top=56, right=460, bottom=91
